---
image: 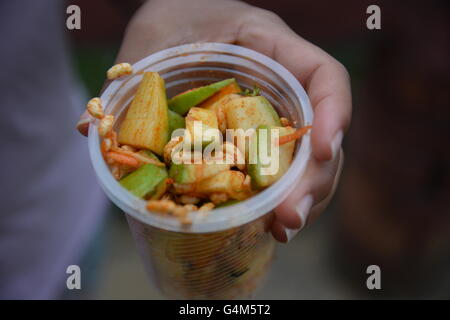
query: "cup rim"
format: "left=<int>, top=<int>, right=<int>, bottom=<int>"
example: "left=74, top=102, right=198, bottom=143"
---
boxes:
left=88, top=42, right=313, bottom=233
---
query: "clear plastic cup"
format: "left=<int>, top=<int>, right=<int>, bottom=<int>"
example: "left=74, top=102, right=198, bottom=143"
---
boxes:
left=88, top=43, right=313, bottom=299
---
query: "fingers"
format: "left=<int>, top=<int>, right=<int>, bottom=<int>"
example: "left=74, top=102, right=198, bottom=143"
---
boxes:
left=236, top=16, right=351, bottom=161
left=307, top=148, right=344, bottom=225
left=307, top=62, right=351, bottom=161
left=234, top=13, right=351, bottom=243
left=271, top=149, right=343, bottom=243
left=76, top=110, right=91, bottom=137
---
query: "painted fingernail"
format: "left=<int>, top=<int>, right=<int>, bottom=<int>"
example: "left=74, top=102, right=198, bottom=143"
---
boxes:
left=76, top=118, right=91, bottom=135
left=330, top=130, right=343, bottom=160
left=286, top=195, right=314, bottom=242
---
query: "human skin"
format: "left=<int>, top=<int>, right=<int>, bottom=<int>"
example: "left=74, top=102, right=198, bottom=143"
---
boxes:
left=77, top=0, right=351, bottom=243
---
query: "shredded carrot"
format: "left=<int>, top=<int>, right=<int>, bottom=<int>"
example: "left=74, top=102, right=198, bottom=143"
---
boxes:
left=106, top=152, right=140, bottom=168
left=278, top=126, right=312, bottom=146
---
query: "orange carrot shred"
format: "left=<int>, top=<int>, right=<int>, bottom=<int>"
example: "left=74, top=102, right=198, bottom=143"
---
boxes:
left=278, top=126, right=312, bottom=146
left=106, top=152, right=140, bottom=168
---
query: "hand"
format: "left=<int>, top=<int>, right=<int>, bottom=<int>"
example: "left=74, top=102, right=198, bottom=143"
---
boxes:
left=77, top=0, right=351, bottom=242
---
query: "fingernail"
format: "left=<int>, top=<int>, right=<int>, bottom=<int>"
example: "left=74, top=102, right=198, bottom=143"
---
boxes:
left=76, top=118, right=91, bottom=136
left=285, top=227, right=301, bottom=242
left=296, top=194, right=313, bottom=230
left=330, top=130, right=343, bottom=160
left=286, top=194, right=313, bottom=242
left=76, top=117, right=90, bottom=128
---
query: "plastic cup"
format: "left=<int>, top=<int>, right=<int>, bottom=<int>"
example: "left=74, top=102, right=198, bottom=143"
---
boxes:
left=88, top=43, right=313, bottom=299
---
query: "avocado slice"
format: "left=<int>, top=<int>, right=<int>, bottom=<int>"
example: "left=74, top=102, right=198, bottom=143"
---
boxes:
left=247, top=125, right=296, bottom=189
left=118, top=72, right=169, bottom=155
left=120, top=163, right=168, bottom=199
left=168, top=109, right=185, bottom=136
left=168, top=78, right=235, bottom=115
left=224, top=96, right=281, bottom=130
left=169, top=163, right=230, bottom=184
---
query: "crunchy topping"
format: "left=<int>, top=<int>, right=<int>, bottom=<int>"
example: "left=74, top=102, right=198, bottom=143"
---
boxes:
left=146, top=199, right=177, bottom=213
left=87, top=97, right=104, bottom=119
left=98, top=115, right=114, bottom=137
left=210, top=193, right=229, bottom=205
left=198, top=202, right=215, bottom=212
left=179, top=195, right=201, bottom=205
left=101, top=137, right=112, bottom=153
left=107, top=63, right=133, bottom=80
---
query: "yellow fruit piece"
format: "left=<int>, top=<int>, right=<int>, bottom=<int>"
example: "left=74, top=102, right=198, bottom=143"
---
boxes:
left=185, top=107, right=219, bottom=145
left=118, top=72, right=169, bottom=155
left=204, top=93, right=241, bottom=132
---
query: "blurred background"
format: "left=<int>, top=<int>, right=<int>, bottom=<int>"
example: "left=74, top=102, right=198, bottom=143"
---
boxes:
left=2, top=0, right=448, bottom=299
left=63, top=0, right=450, bottom=299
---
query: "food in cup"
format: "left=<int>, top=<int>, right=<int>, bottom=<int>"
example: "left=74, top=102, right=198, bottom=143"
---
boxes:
left=86, top=67, right=311, bottom=225
left=85, top=46, right=314, bottom=299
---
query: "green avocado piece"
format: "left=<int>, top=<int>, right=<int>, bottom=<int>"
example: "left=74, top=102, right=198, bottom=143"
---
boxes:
left=168, top=78, right=235, bottom=115
left=248, top=125, right=296, bottom=189
left=169, top=163, right=230, bottom=184
left=168, top=110, right=185, bottom=136
left=120, top=164, right=168, bottom=198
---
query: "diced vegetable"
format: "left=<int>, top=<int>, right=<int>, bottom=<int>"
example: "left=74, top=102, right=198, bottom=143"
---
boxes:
left=185, top=107, right=219, bottom=145
left=118, top=72, right=169, bottom=155
left=203, top=93, right=241, bottom=132
left=198, top=79, right=241, bottom=109
left=168, top=78, right=235, bottom=115
left=120, top=163, right=168, bottom=198
left=248, top=125, right=296, bottom=189
left=225, top=96, right=281, bottom=130
left=168, top=110, right=185, bottom=136
left=169, top=163, right=230, bottom=184
left=150, top=178, right=170, bottom=200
